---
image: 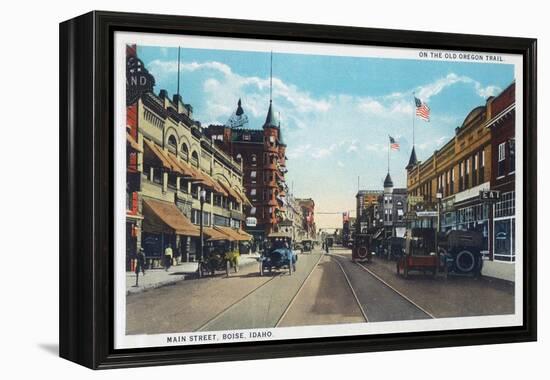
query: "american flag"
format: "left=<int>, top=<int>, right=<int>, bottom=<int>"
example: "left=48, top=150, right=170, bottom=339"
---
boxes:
left=389, top=136, right=400, bottom=151
left=415, top=97, right=430, bottom=121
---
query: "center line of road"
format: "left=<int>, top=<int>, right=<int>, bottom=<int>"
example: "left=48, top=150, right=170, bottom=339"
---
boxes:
left=332, top=255, right=370, bottom=323
left=354, top=260, right=436, bottom=319
left=275, top=252, right=326, bottom=327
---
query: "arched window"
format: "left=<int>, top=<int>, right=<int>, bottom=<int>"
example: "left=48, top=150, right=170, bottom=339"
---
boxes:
left=191, top=151, right=199, bottom=167
left=251, top=154, right=257, bottom=165
left=180, top=143, right=189, bottom=161
left=236, top=153, right=242, bottom=162
left=167, top=135, right=177, bottom=150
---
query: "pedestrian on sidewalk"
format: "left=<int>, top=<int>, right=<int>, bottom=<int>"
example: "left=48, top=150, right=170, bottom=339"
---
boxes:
left=325, top=239, right=329, bottom=254
left=164, top=244, right=173, bottom=271
left=134, top=248, right=146, bottom=286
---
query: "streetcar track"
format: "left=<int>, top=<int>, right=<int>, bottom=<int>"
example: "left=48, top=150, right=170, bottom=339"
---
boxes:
left=195, top=269, right=284, bottom=331
left=332, top=255, right=370, bottom=323
left=275, top=252, right=326, bottom=327
left=332, top=252, right=435, bottom=319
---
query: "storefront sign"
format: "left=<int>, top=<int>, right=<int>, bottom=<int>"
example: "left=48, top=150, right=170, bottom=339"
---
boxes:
left=246, top=217, right=257, bottom=227
left=416, top=211, right=438, bottom=217
left=480, top=190, right=501, bottom=201
left=126, top=55, right=155, bottom=106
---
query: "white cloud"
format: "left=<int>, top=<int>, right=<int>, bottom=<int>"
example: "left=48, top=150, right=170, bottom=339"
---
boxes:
left=147, top=58, right=331, bottom=126
left=415, top=73, right=501, bottom=102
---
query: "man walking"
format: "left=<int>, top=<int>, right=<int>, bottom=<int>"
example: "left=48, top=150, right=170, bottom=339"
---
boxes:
left=325, top=239, right=329, bottom=254
left=164, top=244, right=173, bottom=271
left=134, top=248, right=146, bottom=286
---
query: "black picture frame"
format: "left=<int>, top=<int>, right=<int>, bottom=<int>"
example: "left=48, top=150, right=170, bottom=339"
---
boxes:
left=59, top=10, right=537, bottom=369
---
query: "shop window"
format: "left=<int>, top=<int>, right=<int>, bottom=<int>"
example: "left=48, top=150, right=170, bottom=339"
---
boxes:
left=494, top=219, right=515, bottom=262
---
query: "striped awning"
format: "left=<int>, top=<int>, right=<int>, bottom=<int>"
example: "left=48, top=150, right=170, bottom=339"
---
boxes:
left=204, top=227, right=233, bottom=241
left=143, top=198, right=199, bottom=237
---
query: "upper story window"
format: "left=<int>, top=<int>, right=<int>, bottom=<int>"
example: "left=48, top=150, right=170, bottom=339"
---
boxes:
left=191, top=151, right=199, bottom=167
left=250, top=171, right=257, bottom=179
left=236, top=153, right=242, bottom=162
left=167, top=135, right=177, bottom=151
left=509, top=139, right=516, bottom=173
left=251, top=154, right=257, bottom=166
left=498, top=142, right=506, bottom=177
left=180, top=143, right=189, bottom=161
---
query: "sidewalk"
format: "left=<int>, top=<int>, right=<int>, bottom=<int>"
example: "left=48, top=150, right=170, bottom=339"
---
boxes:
left=126, top=253, right=261, bottom=295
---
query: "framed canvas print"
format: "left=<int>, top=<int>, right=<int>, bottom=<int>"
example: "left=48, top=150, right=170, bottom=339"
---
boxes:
left=59, top=11, right=537, bottom=369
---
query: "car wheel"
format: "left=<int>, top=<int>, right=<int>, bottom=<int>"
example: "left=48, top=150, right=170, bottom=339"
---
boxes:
left=455, top=250, right=476, bottom=273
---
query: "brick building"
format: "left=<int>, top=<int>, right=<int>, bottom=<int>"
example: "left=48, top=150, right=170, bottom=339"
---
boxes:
left=205, top=98, right=289, bottom=241
left=405, top=82, right=516, bottom=281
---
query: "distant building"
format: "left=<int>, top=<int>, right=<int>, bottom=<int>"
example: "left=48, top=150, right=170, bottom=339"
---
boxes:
left=296, top=198, right=316, bottom=239
left=355, top=174, right=406, bottom=239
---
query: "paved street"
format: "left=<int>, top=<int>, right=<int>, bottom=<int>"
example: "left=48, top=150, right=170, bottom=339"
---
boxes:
left=126, top=246, right=514, bottom=335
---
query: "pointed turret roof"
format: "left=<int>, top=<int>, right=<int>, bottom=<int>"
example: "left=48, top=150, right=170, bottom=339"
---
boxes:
left=384, top=172, right=393, bottom=188
left=406, top=146, right=418, bottom=169
left=227, top=98, right=249, bottom=128
left=236, top=98, right=244, bottom=116
left=263, top=100, right=279, bottom=129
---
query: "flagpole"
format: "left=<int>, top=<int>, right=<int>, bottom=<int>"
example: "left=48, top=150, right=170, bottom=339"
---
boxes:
left=412, top=92, right=416, bottom=147
left=176, top=47, right=181, bottom=99
left=387, top=135, right=390, bottom=173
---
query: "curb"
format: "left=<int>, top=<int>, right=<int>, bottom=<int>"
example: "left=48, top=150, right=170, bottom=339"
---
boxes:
left=126, top=256, right=260, bottom=295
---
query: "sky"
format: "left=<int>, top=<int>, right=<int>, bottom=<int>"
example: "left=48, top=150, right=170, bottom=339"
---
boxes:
left=137, top=45, right=514, bottom=229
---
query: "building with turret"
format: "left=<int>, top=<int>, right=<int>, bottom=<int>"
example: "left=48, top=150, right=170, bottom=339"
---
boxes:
left=205, top=97, right=289, bottom=241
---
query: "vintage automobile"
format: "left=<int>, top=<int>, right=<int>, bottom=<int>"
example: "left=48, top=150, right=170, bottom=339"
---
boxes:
left=301, top=239, right=313, bottom=253
left=198, top=246, right=238, bottom=277
left=396, top=228, right=440, bottom=277
left=396, top=228, right=484, bottom=278
left=382, top=236, right=406, bottom=261
left=439, top=230, right=484, bottom=276
left=352, top=233, right=372, bottom=263
left=260, top=232, right=298, bottom=276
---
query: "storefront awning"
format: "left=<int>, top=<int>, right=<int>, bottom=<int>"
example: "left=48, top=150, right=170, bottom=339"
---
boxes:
left=143, top=139, right=172, bottom=170
left=143, top=198, right=199, bottom=237
left=214, top=226, right=251, bottom=241
left=217, top=180, right=242, bottom=203
left=237, top=228, right=253, bottom=240
left=127, top=133, right=142, bottom=152
left=204, top=227, right=232, bottom=241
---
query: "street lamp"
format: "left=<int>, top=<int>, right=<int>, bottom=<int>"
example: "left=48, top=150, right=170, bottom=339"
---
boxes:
left=198, top=188, right=207, bottom=277
left=435, top=192, right=443, bottom=274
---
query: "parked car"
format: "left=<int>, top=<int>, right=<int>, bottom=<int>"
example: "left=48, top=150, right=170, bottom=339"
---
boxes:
left=260, top=233, right=298, bottom=276
left=302, top=239, right=313, bottom=253
left=199, top=247, right=238, bottom=277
